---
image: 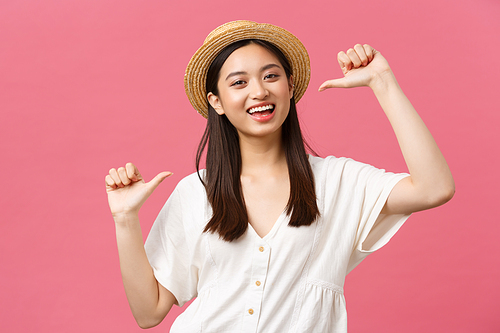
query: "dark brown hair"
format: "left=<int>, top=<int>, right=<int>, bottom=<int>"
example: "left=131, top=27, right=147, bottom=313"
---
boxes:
left=196, top=39, right=319, bottom=242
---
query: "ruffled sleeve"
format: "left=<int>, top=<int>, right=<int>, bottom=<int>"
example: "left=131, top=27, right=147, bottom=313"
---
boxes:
left=144, top=182, right=201, bottom=307
left=338, top=158, right=411, bottom=273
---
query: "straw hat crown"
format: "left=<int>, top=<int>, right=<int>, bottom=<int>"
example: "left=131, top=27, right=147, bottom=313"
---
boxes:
left=184, top=20, right=310, bottom=118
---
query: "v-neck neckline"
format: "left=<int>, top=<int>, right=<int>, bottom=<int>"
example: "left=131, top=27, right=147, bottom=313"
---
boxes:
left=247, top=209, right=287, bottom=241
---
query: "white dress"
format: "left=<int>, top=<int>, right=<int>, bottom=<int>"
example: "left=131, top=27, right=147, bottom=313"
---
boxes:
left=145, top=155, right=411, bottom=332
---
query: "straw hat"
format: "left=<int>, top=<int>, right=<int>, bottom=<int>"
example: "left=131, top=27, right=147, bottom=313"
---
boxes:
left=184, top=20, right=311, bottom=118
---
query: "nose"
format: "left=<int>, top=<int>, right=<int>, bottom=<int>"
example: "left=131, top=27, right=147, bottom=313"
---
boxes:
left=249, top=80, right=269, bottom=100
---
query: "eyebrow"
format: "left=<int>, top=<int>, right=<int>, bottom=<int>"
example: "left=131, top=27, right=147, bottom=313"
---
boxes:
left=225, top=63, right=281, bottom=81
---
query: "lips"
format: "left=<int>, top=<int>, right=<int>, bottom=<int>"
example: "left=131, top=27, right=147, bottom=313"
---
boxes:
left=246, top=103, right=276, bottom=122
left=247, top=103, right=275, bottom=115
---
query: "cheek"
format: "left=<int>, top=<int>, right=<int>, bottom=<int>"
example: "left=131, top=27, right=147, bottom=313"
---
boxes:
left=219, top=91, right=246, bottom=113
left=276, top=80, right=292, bottom=99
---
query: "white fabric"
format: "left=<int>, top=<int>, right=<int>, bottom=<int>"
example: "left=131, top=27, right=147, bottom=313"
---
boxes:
left=145, top=155, right=411, bottom=332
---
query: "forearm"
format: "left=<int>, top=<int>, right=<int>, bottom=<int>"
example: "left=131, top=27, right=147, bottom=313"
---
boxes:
left=115, top=214, right=169, bottom=328
left=371, top=71, right=455, bottom=205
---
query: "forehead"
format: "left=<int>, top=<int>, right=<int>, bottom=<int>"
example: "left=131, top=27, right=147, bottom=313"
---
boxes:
left=219, top=43, right=283, bottom=75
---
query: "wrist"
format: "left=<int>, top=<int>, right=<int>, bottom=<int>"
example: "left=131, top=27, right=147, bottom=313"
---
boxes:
left=369, top=69, right=399, bottom=93
left=113, top=211, right=140, bottom=226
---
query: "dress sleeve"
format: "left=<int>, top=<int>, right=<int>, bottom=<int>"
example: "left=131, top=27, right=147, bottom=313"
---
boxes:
left=340, top=159, right=411, bottom=273
left=144, top=185, right=199, bottom=307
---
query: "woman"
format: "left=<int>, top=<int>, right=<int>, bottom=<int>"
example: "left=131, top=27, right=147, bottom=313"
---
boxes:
left=105, top=21, right=454, bottom=332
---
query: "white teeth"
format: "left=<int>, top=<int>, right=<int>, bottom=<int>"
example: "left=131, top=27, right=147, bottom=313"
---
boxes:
left=248, top=105, right=274, bottom=114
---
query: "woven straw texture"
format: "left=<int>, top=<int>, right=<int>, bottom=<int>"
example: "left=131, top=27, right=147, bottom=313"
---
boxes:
left=184, top=20, right=310, bottom=118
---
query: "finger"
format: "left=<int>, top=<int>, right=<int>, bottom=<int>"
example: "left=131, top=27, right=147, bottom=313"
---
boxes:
left=147, top=172, right=173, bottom=192
left=337, top=51, right=352, bottom=74
left=125, top=162, right=141, bottom=182
left=109, top=168, right=123, bottom=188
left=117, top=167, right=132, bottom=186
left=105, top=175, right=117, bottom=189
left=346, top=48, right=362, bottom=68
left=363, top=44, right=375, bottom=62
left=318, top=78, right=347, bottom=91
left=354, top=44, right=368, bottom=66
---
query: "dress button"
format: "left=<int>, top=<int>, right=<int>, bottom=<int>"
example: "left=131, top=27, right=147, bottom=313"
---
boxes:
left=255, top=281, right=261, bottom=286
left=259, top=246, right=264, bottom=252
left=248, top=308, right=254, bottom=315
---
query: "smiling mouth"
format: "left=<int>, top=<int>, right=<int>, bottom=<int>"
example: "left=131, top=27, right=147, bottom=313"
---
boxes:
left=247, top=104, right=275, bottom=116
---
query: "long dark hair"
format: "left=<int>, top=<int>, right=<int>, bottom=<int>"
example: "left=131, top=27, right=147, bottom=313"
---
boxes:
left=196, top=39, right=320, bottom=242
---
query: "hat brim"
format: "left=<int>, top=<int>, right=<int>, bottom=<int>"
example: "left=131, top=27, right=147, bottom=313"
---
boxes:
left=184, top=20, right=310, bottom=118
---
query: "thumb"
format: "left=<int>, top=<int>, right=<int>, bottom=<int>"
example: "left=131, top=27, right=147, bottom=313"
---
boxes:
left=318, top=78, right=347, bottom=92
left=146, top=171, right=173, bottom=192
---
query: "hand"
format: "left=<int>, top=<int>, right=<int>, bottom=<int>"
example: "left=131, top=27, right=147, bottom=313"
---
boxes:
left=318, top=44, right=393, bottom=91
left=105, top=163, right=172, bottom=219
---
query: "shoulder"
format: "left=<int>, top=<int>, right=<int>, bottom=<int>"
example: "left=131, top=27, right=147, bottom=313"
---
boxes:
left=155, top=170, right=208, bottom=231
left=159, top=170, right=207, bottom=216
left=309, top=154, right=404, bottom=192
left=308, top=154, right=358, bottom=179
left=173, top=170, right=206, bottom=198
left=176, top=170, right=205, bottom=189
left=308, top=154, right=349, bottom=166
left=309, top=154, right=393, bottom=174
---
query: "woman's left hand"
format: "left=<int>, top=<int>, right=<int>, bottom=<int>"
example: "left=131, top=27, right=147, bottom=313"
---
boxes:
left=318, top=44, right=393, bottom=91
left=318, top=44, right=455, bottom=215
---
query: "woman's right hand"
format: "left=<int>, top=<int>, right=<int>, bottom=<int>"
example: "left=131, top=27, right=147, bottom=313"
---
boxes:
left=105, top=163, right=172, bottom=220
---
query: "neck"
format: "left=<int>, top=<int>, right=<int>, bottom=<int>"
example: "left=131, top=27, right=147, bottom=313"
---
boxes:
left=238, top=129, right=287, bottom=177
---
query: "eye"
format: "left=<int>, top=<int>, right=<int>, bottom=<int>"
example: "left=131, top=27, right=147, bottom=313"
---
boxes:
left=231, top=80, right=246, bottom=87
left=264, top=74, right=279, bottom=80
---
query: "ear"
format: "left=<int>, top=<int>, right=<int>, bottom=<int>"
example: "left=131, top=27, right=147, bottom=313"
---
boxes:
left=288, top=76, right=294, bottom=99
left=207, top=92, right=225, bottom=115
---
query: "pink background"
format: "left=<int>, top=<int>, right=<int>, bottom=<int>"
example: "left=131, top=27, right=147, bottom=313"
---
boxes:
left=1, top=0, right=499, bottom=332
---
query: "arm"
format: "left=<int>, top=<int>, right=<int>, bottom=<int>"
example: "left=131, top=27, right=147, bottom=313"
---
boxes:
left=319, top=44, right=455, bottom=215
left=105, top=163, right=176, bottom=328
